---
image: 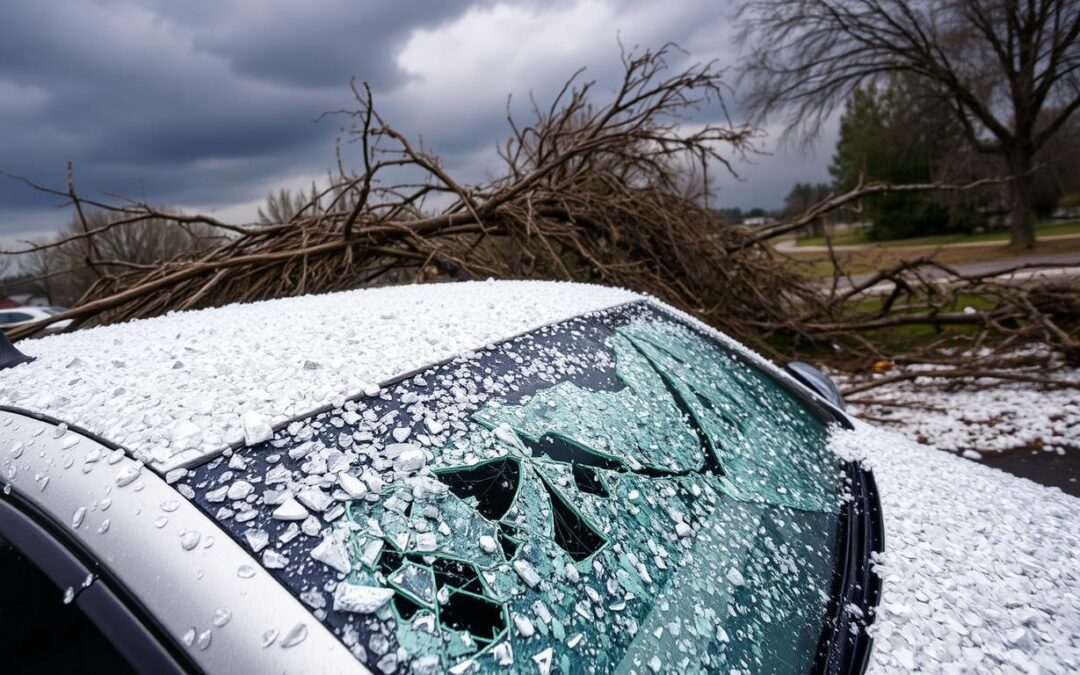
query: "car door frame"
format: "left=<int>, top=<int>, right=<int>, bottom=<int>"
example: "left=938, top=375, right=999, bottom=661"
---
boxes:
left=0, top=493, right=192, bottom=673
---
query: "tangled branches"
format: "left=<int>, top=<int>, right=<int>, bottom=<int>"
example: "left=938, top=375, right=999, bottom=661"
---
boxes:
left=4, top=46, right=1078, bottom=393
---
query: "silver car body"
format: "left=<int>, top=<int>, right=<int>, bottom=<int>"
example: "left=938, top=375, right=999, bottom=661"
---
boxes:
left=1, top=281, right=1078, bottom=673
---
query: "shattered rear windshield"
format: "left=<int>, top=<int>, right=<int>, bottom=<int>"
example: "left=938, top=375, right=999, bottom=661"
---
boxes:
left=179, top=302, right=846, bottom=673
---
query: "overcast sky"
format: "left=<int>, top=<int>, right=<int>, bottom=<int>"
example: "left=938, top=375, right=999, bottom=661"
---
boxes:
left=0, top=0, right=838, bottom=239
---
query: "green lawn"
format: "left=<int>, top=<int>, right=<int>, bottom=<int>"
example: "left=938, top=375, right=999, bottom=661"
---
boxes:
left=794, top=220, right=1080, bottom=248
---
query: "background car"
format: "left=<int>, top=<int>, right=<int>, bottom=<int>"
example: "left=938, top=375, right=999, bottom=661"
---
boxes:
left=0, top=281, right=1076, bottom=674
left=0, top=305, right=73, bottom=332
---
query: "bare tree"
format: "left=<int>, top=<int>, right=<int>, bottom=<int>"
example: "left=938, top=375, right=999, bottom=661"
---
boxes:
left=4, top=46, right=1076, bottom=389
left=5, top=208, right=217, bottom=306
left=736, top=0, right=1080, bottom=249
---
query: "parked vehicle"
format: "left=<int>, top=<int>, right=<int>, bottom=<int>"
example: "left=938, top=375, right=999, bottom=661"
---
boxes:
left=0, top=282, right=1075, bottom=674
left=0, top=305, right=72, bottom=331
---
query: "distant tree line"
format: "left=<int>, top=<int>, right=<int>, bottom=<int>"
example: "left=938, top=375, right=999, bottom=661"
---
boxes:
left=737, top=0, right=1080, bottom=248
left=780, top=73, right=1080, bottom=242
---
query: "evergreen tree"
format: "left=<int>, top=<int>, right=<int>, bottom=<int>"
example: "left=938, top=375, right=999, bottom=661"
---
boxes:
left=829, top=77, right=982, bottom=240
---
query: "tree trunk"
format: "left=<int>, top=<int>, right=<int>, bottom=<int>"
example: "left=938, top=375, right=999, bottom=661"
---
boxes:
left=1007, top=152, right=1036, bottom=249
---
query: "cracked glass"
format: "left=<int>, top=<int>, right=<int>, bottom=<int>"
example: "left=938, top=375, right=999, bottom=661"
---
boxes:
left=181, top=302, right=847, bottom=674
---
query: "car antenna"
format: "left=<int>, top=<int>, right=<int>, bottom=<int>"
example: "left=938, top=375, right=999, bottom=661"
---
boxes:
left=0, top=331, right=33, bottom=370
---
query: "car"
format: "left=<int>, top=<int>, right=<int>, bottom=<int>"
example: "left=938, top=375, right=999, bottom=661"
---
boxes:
left=0, top=281, right=1076, bottom=674
left=0, top=305, right=73, bottom=332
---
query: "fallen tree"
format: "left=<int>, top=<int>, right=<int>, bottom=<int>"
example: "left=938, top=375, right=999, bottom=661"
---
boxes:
left=4, top=46, right=1077, bottom=392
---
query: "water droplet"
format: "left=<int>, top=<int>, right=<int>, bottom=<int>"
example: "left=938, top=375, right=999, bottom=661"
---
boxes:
left=154, top=515, right=168, bottom=528
left=63, top=587, right=74, bottom=604
left=97, top=519, right=110, bottom=534
left=196, top=629, right=212, bottom=651
left=160, top=500, right=180, bottom=512
left=182, top=627, right=196, bottom=646
left=72, top=503, right=86, bottom=529
left=237, top=565, right=256, bottom=579
left=261, top=629, right=278, bottom=648
left=212, top=607, right=232, bottom=627
left=280, top=622, right=307, bottom=648
left=181, top=530, right=201, bottom=551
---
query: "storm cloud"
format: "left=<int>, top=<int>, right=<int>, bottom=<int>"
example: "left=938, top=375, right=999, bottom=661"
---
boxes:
left=0, top=0, right=834, bottom=237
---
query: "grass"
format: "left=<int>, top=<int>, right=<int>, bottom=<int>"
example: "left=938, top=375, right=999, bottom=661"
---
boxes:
left=784, top=233, right=1080, bottom=279
left=794, top=220, right=1080, bottom=248
left=800, top=292, right=1003, bottom=357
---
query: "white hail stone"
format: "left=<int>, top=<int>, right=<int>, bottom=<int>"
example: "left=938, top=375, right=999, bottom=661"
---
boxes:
left=206, top=486, right=228, bottom=503
left=227, top=480, right=254, bottom=501
left=169, top=419, right=202, bottom=449
left=479, top=535, right=498, bottom=553
left=297, top=487, right=333, bottom=512
left=271, top=497, right=309, bottom=521
left=726, top=566, right=746, bottom=587
left=513, top=614, right=535, bottom=637
left=513, top=559, right=541, bottom=588
left=337, top=472, right=368, bottom=499
left=393, top=446, right=426, bottom=473
left=361, top=469, right=384, bottom=494
left=114, top=464, right=141, bottom=487
left=241, top=410, right=273, bottom=446
left=414, top=532, right=437, bottom=552
left=180, top=530, right=201, bottom=551
left=262, top=549, right=289, bottom=569
left=333, top=583, right=394, bottom=614
left=532, top=647, right=553, bottom=675
left=491, top=642, right=514, bottom=667
left=310, top=533, right=351, bottom=574
left=244, top=529, right=269, bottom=553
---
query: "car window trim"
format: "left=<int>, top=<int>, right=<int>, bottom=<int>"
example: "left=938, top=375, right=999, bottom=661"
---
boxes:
left=0, top=493, right=196, bottom=674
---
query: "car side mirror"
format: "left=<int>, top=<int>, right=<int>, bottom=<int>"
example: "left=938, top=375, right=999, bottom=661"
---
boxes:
left=0, top=330, right=34, bottom=370
left=784, top=361, right=845, bottom=410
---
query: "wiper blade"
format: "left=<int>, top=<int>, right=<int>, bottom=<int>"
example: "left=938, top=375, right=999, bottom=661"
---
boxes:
left=814, top=462, right=885, bottom=675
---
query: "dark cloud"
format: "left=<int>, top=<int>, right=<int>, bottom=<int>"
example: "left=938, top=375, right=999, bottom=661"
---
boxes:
left=190, top=0, right=482, bottom=89
left=0, top=0, right=831, bottom=238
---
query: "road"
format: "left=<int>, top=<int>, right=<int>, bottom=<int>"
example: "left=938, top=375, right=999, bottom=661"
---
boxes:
left=974, top=446, right=1080, bottom=497
left=773, top=231, right=1080, bottom=253
left=842, top=250, right=1080, bottom=289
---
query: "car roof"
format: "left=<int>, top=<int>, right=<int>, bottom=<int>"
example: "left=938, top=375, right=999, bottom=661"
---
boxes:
left=0, top=281, right=640, bottom=473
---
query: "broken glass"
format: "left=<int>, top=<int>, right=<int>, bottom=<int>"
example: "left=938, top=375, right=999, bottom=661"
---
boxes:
left=182, top=303, right=847, bottom=673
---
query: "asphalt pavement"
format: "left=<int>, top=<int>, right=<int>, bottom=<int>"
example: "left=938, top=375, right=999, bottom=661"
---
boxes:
left=973, top=446, right=1080, bottom=497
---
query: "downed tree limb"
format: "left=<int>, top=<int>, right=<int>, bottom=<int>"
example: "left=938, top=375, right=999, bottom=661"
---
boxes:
left=3, top=45, right=1076, bottom=392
